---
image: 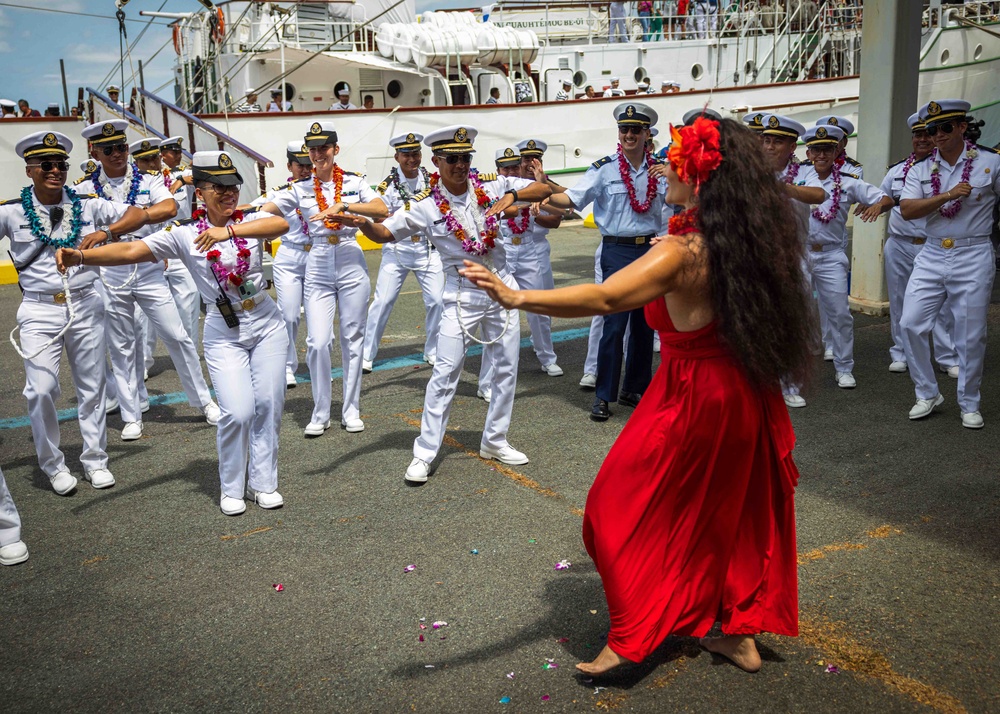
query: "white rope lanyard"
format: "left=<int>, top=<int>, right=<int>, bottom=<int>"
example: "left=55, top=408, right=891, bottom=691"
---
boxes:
left=96, top=175, right=138, bottom=290
left=453, top=202, right=513, bottom=346
left=9, top=272, right=77, bottom=361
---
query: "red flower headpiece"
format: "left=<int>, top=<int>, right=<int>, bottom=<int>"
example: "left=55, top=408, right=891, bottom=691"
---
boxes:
left=667, top=116, right=723, bottom=189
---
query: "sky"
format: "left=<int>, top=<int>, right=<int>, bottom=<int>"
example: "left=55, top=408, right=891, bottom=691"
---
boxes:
left=0, top=0, right=475, bottom=113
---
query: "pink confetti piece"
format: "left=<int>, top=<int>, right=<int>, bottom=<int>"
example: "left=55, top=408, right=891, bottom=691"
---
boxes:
left=556, top=637, right=569, bottom=643
left=419, top=624, right=427, bottom=630
left=506, top=672, right=515, bottom=680
left=403, top=564, right=416, bottom=573
left=541, top=695, right=550, bottom=701
left=272, top=583, right=284, bottom=592
left=432, top=620, right=448, bottom=629
left=825, top=665, right=840, bottom=674
left=554, top=559, right=571, bottom=570
left=543, top=658, right=559, bottom=670
left=419, top=634, right=424, bottom=642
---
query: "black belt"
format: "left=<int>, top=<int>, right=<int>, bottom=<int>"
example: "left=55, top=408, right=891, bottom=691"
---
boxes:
left=602, top=234, right=654, bottom=246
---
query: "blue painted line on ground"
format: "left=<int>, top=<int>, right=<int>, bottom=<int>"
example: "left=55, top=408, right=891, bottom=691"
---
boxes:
left=0, top=326, right=592, bottom=432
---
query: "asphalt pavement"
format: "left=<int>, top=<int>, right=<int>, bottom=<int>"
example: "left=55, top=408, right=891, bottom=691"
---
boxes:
left=0, top=224, right=997, bottom=713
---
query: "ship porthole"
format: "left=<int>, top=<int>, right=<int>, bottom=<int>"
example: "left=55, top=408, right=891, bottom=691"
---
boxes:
left=744, top=60, right=756, bottom=76
left=940, top=48, right=950, bottom=65
left=572, top=70, right=586, bottom=87
left=633, top=66, right=647, bottom=83
left=974, top=44, right=983, bottom=60
left=387, top=80, right=403, bottom=99
left=691, top=63, right=704, bottom=81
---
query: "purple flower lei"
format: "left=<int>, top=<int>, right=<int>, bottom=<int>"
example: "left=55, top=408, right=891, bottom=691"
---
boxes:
left=782, top=154, right=801, bottom=184
left=294, top=207, right=310, bottom=238
left=900, top=153, right=918, bottom=182
left=91, top=161, right=143, bottom=206
left=811, top=168, right=842, bottom=224
left=197, top=210, right=250, bottom=287
left=930, top=140, right=978, bottom=219
left=430, top=169, right=498, bottom=257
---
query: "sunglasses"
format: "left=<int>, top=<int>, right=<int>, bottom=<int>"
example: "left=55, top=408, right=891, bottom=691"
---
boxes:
left=442, top=154, right=473, bottom=165
left=201, top=184, right=242, bottom=195
left=618, top=125, right=646, bottom=135
left=926, top=122, right=960, bottom=137
left=30, top=160, right=69, bottom=172
left=101, top=144, right=128, bottom=156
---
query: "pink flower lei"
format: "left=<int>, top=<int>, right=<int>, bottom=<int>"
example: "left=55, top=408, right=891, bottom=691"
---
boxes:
left=930, top=140, right=978, bottom=219
left=782, top=154, right=801, bottom=184
left=198, top=208, right=250, bottom=289
left=811, top=168, right=842, bottom=224
left=900, top=153, right=918, bottom=182
left=429, top=170, right=499, bottom=257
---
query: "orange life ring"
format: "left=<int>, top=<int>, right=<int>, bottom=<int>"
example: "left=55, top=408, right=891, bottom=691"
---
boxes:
left=211, top=8, right=225, bottom=44
left=172, top=24, right=183, bottom=55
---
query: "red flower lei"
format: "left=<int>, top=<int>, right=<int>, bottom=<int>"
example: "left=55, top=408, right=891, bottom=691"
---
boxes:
left=616, top=144, right=659, bottom=213
left=668, top=207, right=700, bottom=236
left=506, top=206, right=531, bottom=235
left=313, top=166, right=344, bottom=230
left=196, top=208, right=248, bottom=288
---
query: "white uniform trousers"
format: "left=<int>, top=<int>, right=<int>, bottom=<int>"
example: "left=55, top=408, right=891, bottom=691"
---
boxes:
left=93, top=281, right=118, bottom=402
left=900, top=240, right=995, bottom=413
left=272, top=242, right=311, bottom=372
left=884, top=235, right=956, bottom=367
left=303, top=240, right=370, bottom=424
left=805, top=247, right=854, bottom=372
left=144, top=260, right=201, bottom=370
left=363, top=240, right=444, bottom=363
left=17, top=288, right=109, bottom=477
left=0, top=466, right=22, bottom=547
left=203, top=299, right=288, bottom=499
left=415, top=272, right=521, bottom=463
left=506, top=237, right=557, bottom=367
left=584, top=243, right=604, bottom=376
left=106, top=275, right=213, bottom=424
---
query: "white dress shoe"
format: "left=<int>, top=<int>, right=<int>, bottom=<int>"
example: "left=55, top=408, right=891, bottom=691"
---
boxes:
left=143, top=368, right=149, bottom=382
left=423, top=354, right=436, bottom=366
left=304, top=420, right=331, bottom=437
left=783, top=394, right=807, bottom=408
left=285, top=367, right=297, bottom=388
left=341, top=417, right=365, bottom=433
left=823, top=348, right=834, bottom=361
left=140, top=400, right=150, bottom=414
left=220, top=495, right=246, bottom=516
left=909, top=394, right=944, bottom=420
left=49, top=471, right=77, bottom=495
left=541, top=363, right=564, bottom=377
left=121, top=422, right=143, bottom=441
left=579, top=373, right=597, bottom=389
left=835, top=372, right=856, bottom=389
left=105, top=398, right=120, bottom=415
left=249, top=489, right=284, bottom=509
left=961, top=411, right=984, bottom=429
left=362, top=359, right=374, bottom=374
left=0, top=540, right=29, bottom=566
left=888, top=361, right=908, bottom=373
left=84, top=468, right=116, bottom=489
left=480, top=444, right=529, bottom=466
left=203, top=401, right=221, bottom=426
left=405, top=458, right=430, bottom=484
left=476, top=388, right=492, bottom=404
left=946, top=365, right=959, bottom=379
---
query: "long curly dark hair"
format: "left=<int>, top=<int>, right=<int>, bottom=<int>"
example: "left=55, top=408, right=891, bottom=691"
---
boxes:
left=696, top=118, right=816, bottom=388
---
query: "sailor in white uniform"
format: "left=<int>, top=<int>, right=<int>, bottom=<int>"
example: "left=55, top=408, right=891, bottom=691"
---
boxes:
left=2, top=131, right=149, bottom=494
left=249, top=141, right=315, bottom=387
left=320, top=125, right=553, bottom=484
left=364, top=132, right=444, bottom=372
left=0, top=466, right=28, bottom=566
left=880, top=113, right=957, bottom=375
left=899, top=99, right=1000, bottom=429
left=76, top=122, right=220, bottom=441
left=815, top=115, right=864, bottom=178
left=602, top=78, right=626, bottom=98
left=555, top=80, right=572, bottom=101
left=329, top=82, right=357, bottom=111
left=261, top=121, right=387, bottom=436
left=56, top=151, right=292, bottom=515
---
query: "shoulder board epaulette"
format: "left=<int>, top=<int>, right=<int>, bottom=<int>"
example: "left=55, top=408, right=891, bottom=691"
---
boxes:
left=376, top=177, right=390, bottom=194
left=977, top=144, right=1000, bottom=155
left=343, top=170, right=363, bottom=177
left=410, top=188, right=432, bottom=202
left=271, top=182, right=292, bottom=192
left=0, top=197, right=19, bottom=206
left=844, top=156, right=863, bottom=167
left=73, top=176, right=90, bottom=186
left=591, top=155, right=613, bottom=169
left=478, top=172, right=498, bottom=182
left=292, top=176, right=311, bottom=184
left=76, top=192, right=98, bottom=199
left=243, top=205, right=262, bottom=215
left=838, top=171, right=861, bottom=180
left=886, top=157, right=906, bottom=170
left=165, top=217, right=197, bottom=232
left=912, top=154, right=931, bottom=164
left=143, top=170, right=162, bottom=177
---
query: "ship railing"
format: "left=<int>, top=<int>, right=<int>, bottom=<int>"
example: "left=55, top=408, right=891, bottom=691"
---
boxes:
left=228, top=4, right=376, bottom=55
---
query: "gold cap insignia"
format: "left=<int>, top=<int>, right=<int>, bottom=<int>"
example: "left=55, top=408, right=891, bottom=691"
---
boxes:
left=768, top=116, right=779, bottom=128
left=527, top=139, right=536, bottom=149
left=827, top=117, right=839, bottom=126
left=177, top=138, right=183, bottom=147
left=43, top=133, right=57, bottom=147
left=102, top=123, right=115, bottom=136
left=816, top=127, right=828, bottom=139
left=751, top=114, right=763, bottom=126
left=626, top=105, right=635, bottom=117
left=300, top=144, right=308, bottom=153
left=406, top=133, right=415, bottom=143
left=928, top=101, right=941, bottom=116
left=141, top=140, right=151, bottom=151
left=85, top=160, right=97, bottom=172
left=455, top=127, right=469, bottom=143
left=310, top=122, right=322, bottom=135
left=219, top=153, right=233, bottom=169
left=504, top=148, right=515, bottom=158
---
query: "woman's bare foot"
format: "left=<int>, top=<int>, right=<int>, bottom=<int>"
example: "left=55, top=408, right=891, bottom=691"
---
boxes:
left=699, top=635, right=762, bottom=673
left=576, top=645, right=630, bottom=676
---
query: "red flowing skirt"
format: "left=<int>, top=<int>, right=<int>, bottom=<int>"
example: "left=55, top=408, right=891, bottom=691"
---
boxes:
left=582, top=298, right=800, bottom=662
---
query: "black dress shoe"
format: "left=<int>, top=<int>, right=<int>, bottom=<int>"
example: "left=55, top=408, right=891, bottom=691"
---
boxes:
left=590, top=398, right=611, bottom=422
left=618, top=391, right=642, bottom=409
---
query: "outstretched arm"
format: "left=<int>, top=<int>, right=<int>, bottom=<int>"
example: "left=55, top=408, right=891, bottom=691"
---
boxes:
left=79, top=206, right=151, bottom=249
left=57, top=241, right=156, bottom=272
left=900, top=183, right=972, bottom=220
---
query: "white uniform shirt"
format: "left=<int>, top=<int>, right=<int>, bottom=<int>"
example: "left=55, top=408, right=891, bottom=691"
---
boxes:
left=268, top=172, right=379, bottom=241
left=329, top=101, right=357, bottom=111
left=807, top=171, right=886, bottom=248
left=901, top=147, right=1000, bottom=238
left=880, top=157, right=927, bottom=239
left=142, top=210, right=272, bottom=305
left=252, top=182, right=311, bottom=247
left=0, top=187, right=129, bottom=293
left=602, top=88, right=626, bottom=98
left=555, top=89, right=570, bottom=101
left=376, top=169, right=430, bottom=247
left=381, top=173, right=533, bottom=273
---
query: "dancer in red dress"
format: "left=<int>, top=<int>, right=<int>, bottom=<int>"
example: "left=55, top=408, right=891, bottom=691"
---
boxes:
left=462, top=117, right=815, bottom=674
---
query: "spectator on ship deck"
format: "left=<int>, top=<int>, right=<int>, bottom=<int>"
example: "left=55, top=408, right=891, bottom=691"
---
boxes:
left=485, top=87, right=500, bottom=104
left=609, top=1, right=628, bottom=42
left=266, top=88, right=292, bottom=112
left=236, top=90, right=262, bottom=113
left=363, top=95, right=375, bottom=110
left=0, top=99, right=17, bottom=118
left=44, top=103, right=59, bottom=117
left=584, top=85, right=596, bottom=99
left=330, top=82, right=357, bottom=110
left=18, top=100, right=40, bottom=118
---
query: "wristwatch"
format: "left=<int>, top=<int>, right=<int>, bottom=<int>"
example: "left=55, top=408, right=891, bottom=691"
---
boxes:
left=98, top=226, right=115, bottom=243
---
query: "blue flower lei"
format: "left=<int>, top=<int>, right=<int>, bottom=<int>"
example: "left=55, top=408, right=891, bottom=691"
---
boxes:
left=20, top=185, right=85, bottom=249
left=91, top=161, right=142, bottom=205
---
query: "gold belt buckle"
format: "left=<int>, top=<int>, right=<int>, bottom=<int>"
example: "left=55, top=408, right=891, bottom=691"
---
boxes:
left=303, top=244, right=312, bottom=252
left=241, top=298, right=255, bottom=311
left=410, top=236, right=421, bottom=243
left=512, top=237, right=522, bottom=246
left=913, top=238, right=925, bottom=245
left=635, top=236, right=645, bottom=245
left=941, top=238, right=955, bottom=249
left=810, top=244, right=823, bottom=252
left=327, top=235, right=340, bottom=245
left=53, top=292, right=67, bottom=304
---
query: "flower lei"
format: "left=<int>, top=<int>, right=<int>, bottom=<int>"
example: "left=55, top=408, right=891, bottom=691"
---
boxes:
left=429, top=170, right=498, bottom=256
left=617, top=143, right=659, bottom=213
left=930, top=141, right=978, bottom=219
left=20, top=186, right=84, bottom=249
left=782, top=154, right=801, bottom=184
left=390, top=166, right=430, bottom=209
left=161, top=167, right=172, bottom=188
left=91, top=161, right=142, bottom=206
left=295, top=207, right=310, bottom=238
left=506, top=206, right=531, bottom=235
left=900, top=153, right=918, bottom=182
left=198, top=208, right=249, bottom=289
left=313, top=166, right=344, bottom=229
left=811, top=168, right=842, bottom=224
left=668, top=206, right=700, bottom=236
